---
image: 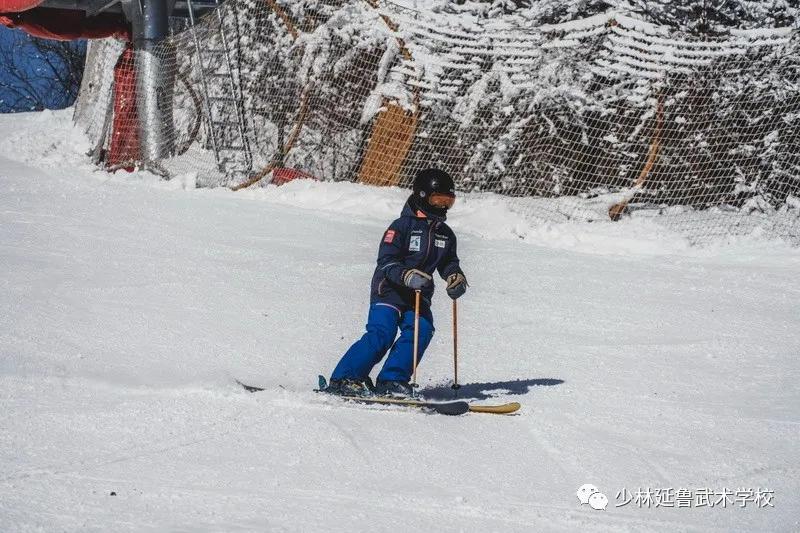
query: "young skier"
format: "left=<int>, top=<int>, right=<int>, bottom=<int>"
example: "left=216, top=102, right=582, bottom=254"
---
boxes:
left=325, top=168, right=468, bottom=398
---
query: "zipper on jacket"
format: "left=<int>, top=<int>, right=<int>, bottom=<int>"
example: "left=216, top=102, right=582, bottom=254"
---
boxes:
left=421, top=221, right=437, bottom=271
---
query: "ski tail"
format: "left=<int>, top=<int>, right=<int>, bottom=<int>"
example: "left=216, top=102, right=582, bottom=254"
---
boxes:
left=236, top=379, right=265, bottom=393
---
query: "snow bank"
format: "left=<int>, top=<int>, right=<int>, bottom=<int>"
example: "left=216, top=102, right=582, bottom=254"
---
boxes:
left=5, top=110, right=797, bottom=261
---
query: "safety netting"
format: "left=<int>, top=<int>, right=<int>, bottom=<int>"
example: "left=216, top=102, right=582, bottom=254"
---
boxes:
left=73, top=0, right=800, bottom=242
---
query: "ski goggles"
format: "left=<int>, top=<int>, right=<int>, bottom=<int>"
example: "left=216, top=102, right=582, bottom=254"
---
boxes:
left=429, top=192, right=456, bottom=209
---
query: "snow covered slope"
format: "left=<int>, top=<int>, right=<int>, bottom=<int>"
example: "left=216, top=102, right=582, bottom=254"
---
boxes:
left=1, top=110, right=799, bottom=532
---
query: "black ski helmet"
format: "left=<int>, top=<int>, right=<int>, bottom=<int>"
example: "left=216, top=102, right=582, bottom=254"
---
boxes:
left=412, top=168, right=456, bottom=214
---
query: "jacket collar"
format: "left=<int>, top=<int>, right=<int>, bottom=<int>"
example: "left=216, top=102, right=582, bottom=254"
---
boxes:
left=401, top=197, right=446, bottom=223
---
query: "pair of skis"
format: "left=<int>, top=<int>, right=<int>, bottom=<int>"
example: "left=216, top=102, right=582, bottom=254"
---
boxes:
left=322, top=393, right=521, bottom=415
left=314, top=376, right=519, bottom=416
left=237, top=378, right=520, bottom=416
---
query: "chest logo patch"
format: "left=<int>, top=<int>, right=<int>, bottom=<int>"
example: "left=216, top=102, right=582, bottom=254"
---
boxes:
left=435, top=239, right=446, bottom=248
left=409, top=235, right=421, bottom=252
left=384, top=230, right=395, bottom=244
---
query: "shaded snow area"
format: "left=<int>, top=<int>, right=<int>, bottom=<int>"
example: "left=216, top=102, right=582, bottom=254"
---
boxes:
left=2, top=110, right=799, bottom=532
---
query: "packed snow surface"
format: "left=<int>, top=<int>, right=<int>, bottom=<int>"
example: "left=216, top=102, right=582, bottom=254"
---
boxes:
left=1, top=110, right=799, bottom=532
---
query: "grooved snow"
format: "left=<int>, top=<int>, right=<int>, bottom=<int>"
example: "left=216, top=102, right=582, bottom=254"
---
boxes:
left=1, top=111, right=799, bottom=532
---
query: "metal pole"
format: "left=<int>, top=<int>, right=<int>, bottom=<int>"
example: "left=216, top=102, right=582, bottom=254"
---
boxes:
left=452, top=299, right=461, bottom=391
left=134, top=0, right=176, bottom=162
left=412, top=289, right=421, bottom=394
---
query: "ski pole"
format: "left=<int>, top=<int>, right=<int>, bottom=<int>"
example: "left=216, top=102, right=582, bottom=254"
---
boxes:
left=452, top=299, right=461, bottom=391
left=411, top=289, right=421, bottom=394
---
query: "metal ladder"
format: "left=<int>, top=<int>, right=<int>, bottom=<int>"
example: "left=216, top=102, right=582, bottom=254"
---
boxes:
left=186, top=0, right=253, bottom=182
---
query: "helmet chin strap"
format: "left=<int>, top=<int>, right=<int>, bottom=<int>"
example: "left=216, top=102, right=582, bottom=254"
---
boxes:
left=411, top=193, right=447, bottom=218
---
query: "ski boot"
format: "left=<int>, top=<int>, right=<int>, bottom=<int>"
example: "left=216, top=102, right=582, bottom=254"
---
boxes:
left=374, top=380, right=414, bottom=398
left=324, top=377, right=374, bottom=397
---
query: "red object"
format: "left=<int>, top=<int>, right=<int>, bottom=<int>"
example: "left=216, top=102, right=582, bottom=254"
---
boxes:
left=107, top=44, right=139, bottom=171
left=0, top=7, right=130, bottom=41
left=272, top=167, right=317, bottom=186
left=0, top=0, right=42, bottom=12
left=384, top=230, right=395, bottom=243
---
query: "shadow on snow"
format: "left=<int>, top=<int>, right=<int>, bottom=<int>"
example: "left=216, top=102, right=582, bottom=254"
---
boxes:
left=420, top=378, right=564, bottom=401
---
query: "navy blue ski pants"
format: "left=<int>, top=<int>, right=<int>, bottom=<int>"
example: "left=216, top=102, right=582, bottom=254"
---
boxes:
left=331, top=303, right=435, bottom=383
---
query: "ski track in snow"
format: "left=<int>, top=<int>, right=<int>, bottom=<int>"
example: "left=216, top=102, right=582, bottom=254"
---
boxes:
left=1, top=110, right=799, bottom=532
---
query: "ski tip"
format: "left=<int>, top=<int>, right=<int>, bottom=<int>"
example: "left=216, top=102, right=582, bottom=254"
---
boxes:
left=468, top=402, right=521, bottom=415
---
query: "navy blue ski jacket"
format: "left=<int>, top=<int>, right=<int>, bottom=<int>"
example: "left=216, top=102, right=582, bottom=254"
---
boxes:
left=370, top=197, right=463, bottom=313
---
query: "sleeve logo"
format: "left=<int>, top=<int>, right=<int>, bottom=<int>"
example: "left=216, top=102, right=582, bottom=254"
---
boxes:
left=384, top=230, right=396, bottom=243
